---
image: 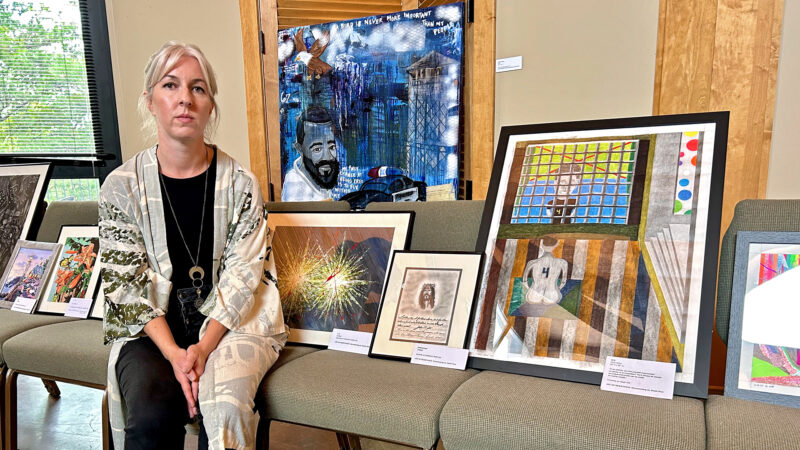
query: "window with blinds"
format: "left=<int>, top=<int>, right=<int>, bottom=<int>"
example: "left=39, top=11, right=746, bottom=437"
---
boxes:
left=0, top=0, right=120, bottom=200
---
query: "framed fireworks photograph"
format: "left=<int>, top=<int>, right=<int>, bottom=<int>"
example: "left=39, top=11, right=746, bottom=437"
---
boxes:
left=724, top=231, right=800, bottom=409
left=268, top=211, right=413, bottom=346
left=0, top=240, right=60, bottom=310
left=369, top=251, right=483, bottom=361
left=467, top=112, right=729, bottom=398
left=37, top=225, right=100, bottom=315
left=0, top=164, right=52, bottom=272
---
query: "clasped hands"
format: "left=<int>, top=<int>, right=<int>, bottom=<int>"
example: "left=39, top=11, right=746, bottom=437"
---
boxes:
left=168, top=344, right=209, bottom=419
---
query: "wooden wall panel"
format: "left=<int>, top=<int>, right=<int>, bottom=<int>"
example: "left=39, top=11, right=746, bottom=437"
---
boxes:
left=654, top=0, right=783, bottom=231
left=465, top=0, right=496, bottom=199
left=653, top=0, right=784, bottom=394
left=240, top=0, right=270, bottom=198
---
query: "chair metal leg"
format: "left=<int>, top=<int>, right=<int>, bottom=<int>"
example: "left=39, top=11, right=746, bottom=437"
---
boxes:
left=0, top=365, right=6, bottom=450
left=4, top=369, right=18, bottom=450
left=102, top=389, right=110, bottom=450
left=41, top=379, right=60, bottom=399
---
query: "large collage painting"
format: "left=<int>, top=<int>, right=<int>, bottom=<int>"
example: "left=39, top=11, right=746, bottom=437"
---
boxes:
left=468, top=113, right=729, bottom=397
left=277, top=4, right=464, bottom=207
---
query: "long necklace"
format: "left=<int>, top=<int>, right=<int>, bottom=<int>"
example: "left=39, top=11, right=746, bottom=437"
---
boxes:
left=158, top=147, right=210, bottom=295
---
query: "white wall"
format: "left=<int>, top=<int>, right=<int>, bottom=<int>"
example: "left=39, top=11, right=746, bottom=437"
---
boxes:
left=766, top=1, right=800, bottom=198
left=105, top=0, right=251, bottom=168
left=494, top=0, right=660, bottom=144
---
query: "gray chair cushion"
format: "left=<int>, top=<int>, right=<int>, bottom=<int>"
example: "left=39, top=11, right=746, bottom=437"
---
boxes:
left=715, top=200, right=800, bottom=343
left=36, top=201, right=99, bottom=242
left=260, top=349, right=476, bottom=448
left=254, top=345, right=318, bottom=412
left=366, top=200, right=484, bottom=252
left=440, top=371, right=706, bottom=450
left=706, top=395, right=800, bottom=449
left=0, top=310, right=75, bottom=365
left=265, top=200, right=351, bottom=212
left=3, top=319, right=108, bottom=386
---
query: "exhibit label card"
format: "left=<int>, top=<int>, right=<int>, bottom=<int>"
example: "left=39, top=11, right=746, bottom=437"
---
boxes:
left=411, top=344, right=468, bottom=370
left=496, top=55, right=523, bottom=72
left=64, top=297, right=93, bottom=318
left=601, top=356, right=676, bottom=399
left=11, top=296, right=37, bottom=314
left=328, top=328, right=371, bottom=355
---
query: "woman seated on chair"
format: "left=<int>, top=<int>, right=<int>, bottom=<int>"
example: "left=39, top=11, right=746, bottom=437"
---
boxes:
left=99, top=41, right=287, bottom=450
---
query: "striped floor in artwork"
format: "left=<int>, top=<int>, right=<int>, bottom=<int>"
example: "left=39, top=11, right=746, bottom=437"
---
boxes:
left=480, top=237, right=681, bottom=368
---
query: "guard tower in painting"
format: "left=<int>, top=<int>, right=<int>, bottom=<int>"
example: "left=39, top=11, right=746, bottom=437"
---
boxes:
left=406, top=51, right=459, bottom=193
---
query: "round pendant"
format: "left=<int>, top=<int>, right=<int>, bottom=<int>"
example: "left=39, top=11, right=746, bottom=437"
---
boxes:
left=189, top=265, right=205, bottom=282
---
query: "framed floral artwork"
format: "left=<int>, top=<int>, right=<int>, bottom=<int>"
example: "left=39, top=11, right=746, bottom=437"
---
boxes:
left=37, top=225, right=100, bottom=315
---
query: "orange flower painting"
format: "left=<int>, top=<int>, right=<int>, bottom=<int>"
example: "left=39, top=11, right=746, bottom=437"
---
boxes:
left=48, top=236, right=98, bottom=303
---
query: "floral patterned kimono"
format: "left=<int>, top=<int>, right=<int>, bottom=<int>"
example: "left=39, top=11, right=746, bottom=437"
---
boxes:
left=99, top=146, right=287, bottom=450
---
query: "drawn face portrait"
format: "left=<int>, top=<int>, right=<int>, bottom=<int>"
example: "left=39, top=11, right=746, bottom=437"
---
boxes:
left=419, top=283, right=436, bottom=309
left=299, top=121, right=339, bottom=189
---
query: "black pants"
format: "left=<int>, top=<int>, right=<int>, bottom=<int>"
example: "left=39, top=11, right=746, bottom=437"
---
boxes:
left=116, top=337, right=208, bottom=450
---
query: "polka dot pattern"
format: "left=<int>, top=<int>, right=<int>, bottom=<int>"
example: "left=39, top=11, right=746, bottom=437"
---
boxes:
left=674, top=131, right=699, bottom=215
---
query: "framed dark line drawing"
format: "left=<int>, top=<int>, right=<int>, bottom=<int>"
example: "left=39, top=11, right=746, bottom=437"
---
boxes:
left=370, top=250, right=483, bottom=361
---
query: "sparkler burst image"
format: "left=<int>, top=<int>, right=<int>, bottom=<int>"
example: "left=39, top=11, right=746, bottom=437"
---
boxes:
left=273, top=224, right=395, bottom=332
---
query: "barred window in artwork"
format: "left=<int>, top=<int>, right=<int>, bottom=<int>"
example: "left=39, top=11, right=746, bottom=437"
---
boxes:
left=511, top=141, right=639, bottom=224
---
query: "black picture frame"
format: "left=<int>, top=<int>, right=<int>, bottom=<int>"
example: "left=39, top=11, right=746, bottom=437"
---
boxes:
left=466, top=112, right=729, bottom=398
left=368, top=250, right=484, bottom=362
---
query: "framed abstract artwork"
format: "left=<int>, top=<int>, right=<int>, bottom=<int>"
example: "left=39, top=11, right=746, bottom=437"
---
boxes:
left=277, top=4, right=464, bottom=206
left=467, top=112, right=729, bottom=398
left=268, top=211, right=413, bottom=346
left=369, top=251, right=483, bottom=360
left=724, top=231, right=800, bottom=408
left=0, top=164, right=52, bottom=271
left=0, top=240, right=60, bottom=310
left=37, top=225, right=100, bottom=315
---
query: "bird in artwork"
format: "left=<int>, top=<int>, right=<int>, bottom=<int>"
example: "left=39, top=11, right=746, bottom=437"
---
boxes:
left=293, top=28, right=332, bottom=79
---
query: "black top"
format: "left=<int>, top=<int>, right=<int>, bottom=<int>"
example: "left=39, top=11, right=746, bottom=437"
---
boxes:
left=160, top=148, right=216, bottom=347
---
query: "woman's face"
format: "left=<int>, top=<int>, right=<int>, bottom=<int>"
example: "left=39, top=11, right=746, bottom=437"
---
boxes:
left=148, top=56, right=213, bottom=145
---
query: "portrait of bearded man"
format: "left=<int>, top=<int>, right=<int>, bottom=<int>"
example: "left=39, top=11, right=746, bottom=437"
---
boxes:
left=282, top=105, right=341, bottom=201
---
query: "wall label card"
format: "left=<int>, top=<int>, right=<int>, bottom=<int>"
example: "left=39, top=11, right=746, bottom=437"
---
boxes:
left=496, top=56, right=523, bottom=72
left=64, top=297, right=93, bottom=318
left=328, top=328, right=371, bottom=355
left=601, top=356, right=676, bottom=399
left=11, top=296, right=37, bottom=314
left=411, top=344, right=468, bottom=370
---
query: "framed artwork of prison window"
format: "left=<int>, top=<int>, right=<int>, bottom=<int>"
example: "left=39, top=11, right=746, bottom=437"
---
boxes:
left=369, top=250, right=483, bottom=361
left=467, top=112, right=729, bottom=398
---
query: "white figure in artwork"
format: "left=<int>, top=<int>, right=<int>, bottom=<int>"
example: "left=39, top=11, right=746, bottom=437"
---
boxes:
left=521, top=236, right=568, bottom=305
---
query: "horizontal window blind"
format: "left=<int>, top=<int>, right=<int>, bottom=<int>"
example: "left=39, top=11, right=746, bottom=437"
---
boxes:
left=0, top=0, right=96, bottom=154
left=277, top=0, right=403, bottom=29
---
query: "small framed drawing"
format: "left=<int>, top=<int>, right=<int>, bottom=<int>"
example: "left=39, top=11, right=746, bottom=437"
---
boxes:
left=0, top=164, right=52, bottom=271
left=37, top=226, right=100, bottom=315
left=268, top=211, right=414, bottom=346
left=724, top=231, right=800, bottom=409
left=369, top=251, right=483, bottom=361
left=0, top=240, right=60, bottom=310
